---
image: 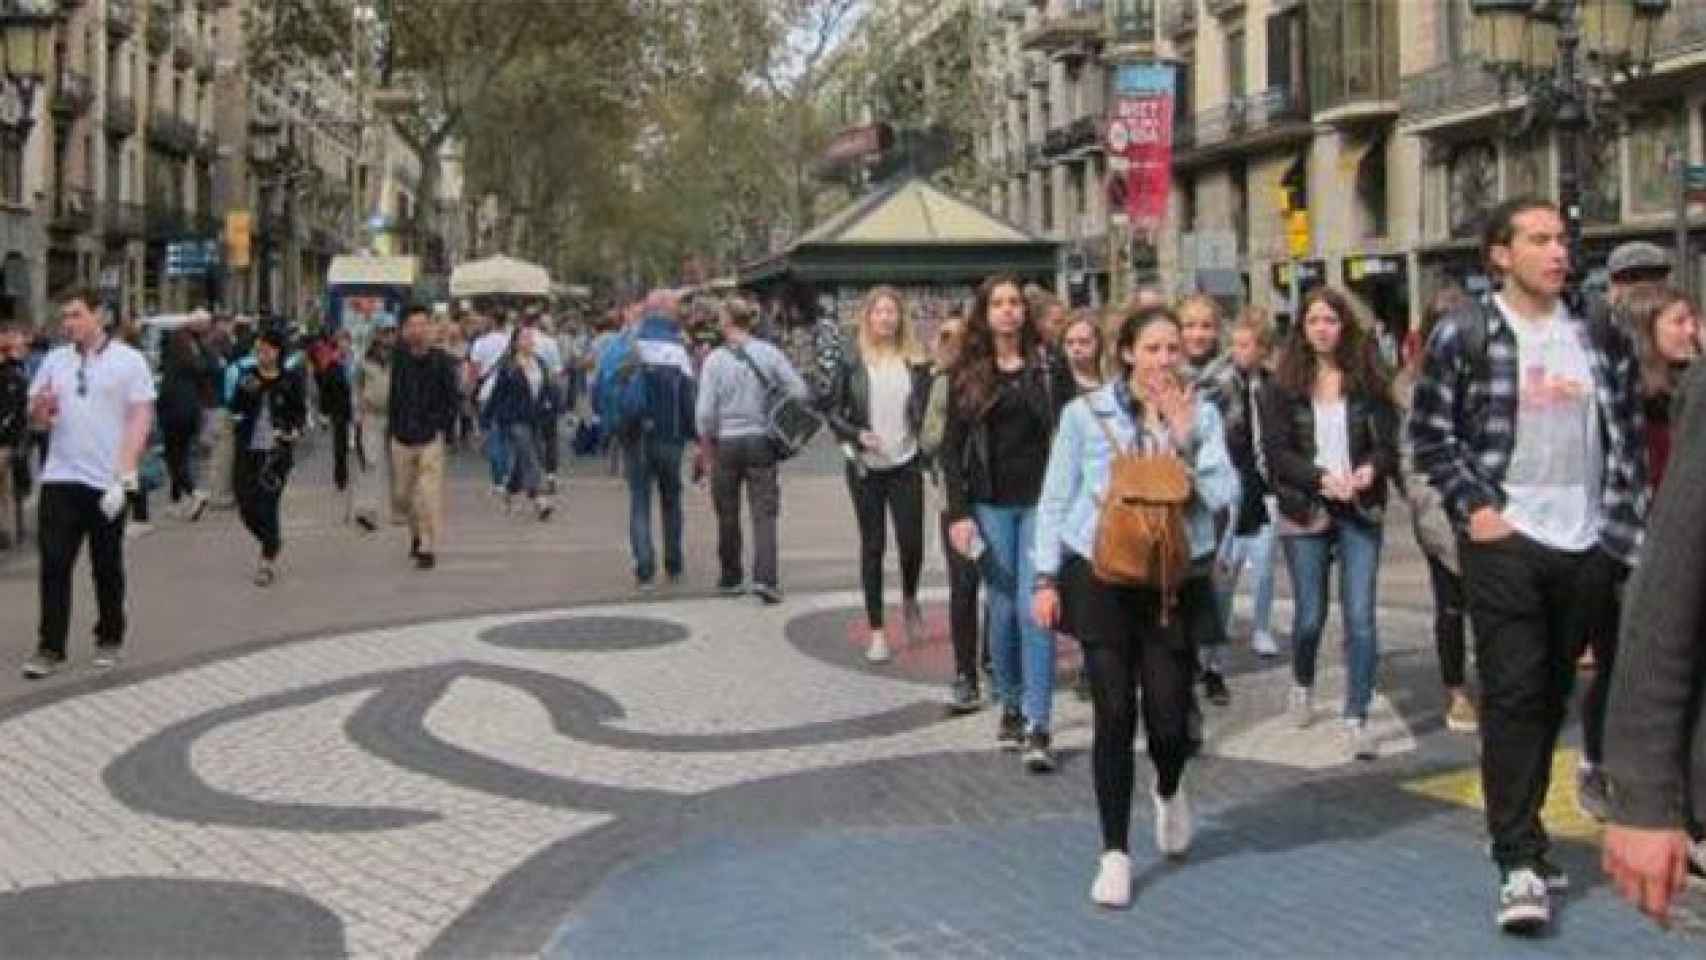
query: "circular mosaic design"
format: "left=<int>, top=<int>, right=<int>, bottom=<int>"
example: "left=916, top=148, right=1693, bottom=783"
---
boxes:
left=479, top=615, right=691, bottom=652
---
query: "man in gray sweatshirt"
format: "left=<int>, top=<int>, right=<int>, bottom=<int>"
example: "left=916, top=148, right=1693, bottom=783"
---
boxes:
left=695, top=298, right=809, bottom=604
left=1602, top=366, right=1706, bottom=927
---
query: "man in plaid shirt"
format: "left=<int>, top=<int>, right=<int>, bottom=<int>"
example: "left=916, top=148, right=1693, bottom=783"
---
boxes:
left=1409, top=197, right=1647, bottom=936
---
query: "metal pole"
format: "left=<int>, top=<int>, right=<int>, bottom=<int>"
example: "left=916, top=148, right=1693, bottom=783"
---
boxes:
left=1554, top=0, right=1588, bottom=295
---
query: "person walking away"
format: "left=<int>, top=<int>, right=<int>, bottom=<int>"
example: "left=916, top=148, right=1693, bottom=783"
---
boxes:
left=486, top=325, right=556, bottom=521
left=1258, top=288, right=1399, bottom=761
left=0, top=321, right=28, bottom=550
left=696, top=297, right=808, bottom=604
left=469, top=311, right=514, bottom=493
left=21, top=288, right=155, bottom=678
left=1033, top=303, right=1237, bottom=908
left=352, top=322, right=396, bottom=531
left=389, top=305, right=462, bottom=570
left=1410, top=197, right=1647, bottom=934
left=920, top=316, right=983, bottom=712
left=1395, top=285, right=1479, bottom=735
left=1574, top=285, right=1701, bottom=820
left=614, top=293, right=698, bottom=591
left=528, top=316, right=566, bottom=493
left=1178, top=294, right=1238, bottom=706
left=942, top=276, right=1074, bottom=772
left=1601, top=360, right=1706, bottom=927
left=311, top=330, right=355, bottom=492
left=229, top=328, right=306, bottom=586
left=1213, top=310, right=1280, bottom=658
left=156, top=327, right=212, bottom=522
left=826, top=286, right=933, bottom=660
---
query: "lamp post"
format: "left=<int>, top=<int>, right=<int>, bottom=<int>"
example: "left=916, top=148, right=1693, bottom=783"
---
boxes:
left=1470, top=0, right=1671, bottom=291
left=248, top=117, right=301, bottom=317
left=0, top=0, right=57, bottom=162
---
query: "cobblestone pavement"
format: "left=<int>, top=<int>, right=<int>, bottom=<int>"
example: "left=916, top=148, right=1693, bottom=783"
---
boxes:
left=0, top=433, right=1699, bottom=957
left=0, top=582, right=1699, bottom=957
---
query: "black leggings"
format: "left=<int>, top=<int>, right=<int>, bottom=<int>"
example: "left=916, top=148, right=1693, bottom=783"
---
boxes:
left=1068, top=556, right=1200, bottom=853
left=162, top=419, right=200, bottom=501
left=845, top=459, right=924, bottom=629
left=940, top=508, right=981, bottom=680
left=235, top=449, right=289, bottom=560
left=1425, top=554, right=1467, bottom=690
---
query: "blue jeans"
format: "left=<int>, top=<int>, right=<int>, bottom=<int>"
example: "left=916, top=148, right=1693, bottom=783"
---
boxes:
left=1215, top=517, right=1278, bottom=640
left=625, top=434, right=685, bottom=583
left=482, top=415, right=511, bottom=486
left=974, top=503, right=1055, bottom=733
left=1281, top=518, right=1382, bottom=721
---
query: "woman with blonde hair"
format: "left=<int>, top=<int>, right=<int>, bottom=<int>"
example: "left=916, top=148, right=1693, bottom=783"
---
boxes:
left=827, top=286, right=934, bottom=662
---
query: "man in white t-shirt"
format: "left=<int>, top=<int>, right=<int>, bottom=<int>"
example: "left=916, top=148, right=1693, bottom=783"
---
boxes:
left=468, top=312, right=513, bottom=492
left=23, top=288, right=156, bottom=679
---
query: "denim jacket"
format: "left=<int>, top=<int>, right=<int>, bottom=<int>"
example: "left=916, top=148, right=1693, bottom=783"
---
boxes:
left=1033, top=380, right=1239, bottom=579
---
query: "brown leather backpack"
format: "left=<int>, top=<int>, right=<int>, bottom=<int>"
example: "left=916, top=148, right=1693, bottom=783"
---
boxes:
left=1088, top=407, right=1194, bottom=623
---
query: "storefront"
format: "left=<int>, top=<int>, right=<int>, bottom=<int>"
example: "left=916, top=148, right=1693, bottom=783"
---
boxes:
left=1268, top=259, right=1326, bottom=333
left=1344, top=252, right=1410, bottom=340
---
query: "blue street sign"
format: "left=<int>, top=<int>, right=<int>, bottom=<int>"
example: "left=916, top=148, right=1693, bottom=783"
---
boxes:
left=166, top=240, right=221, bottom=278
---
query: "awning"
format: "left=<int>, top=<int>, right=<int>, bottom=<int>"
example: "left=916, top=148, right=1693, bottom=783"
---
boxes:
left=450, top=255, right=551, bottom=298
left=327, top=255, right=419, bottom=288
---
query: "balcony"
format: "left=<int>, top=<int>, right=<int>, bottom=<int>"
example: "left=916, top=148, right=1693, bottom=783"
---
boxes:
left=1164, top=0, right=1197, bottom=37
left=48, top=187, right=95, bottom=236
left=51, top=68, right=94, bottom=119
left=1203, top=0, right=1244, bottom=17
left=107, top=0, right=134, bottom=41
left=147, top=110, right=196, bottom=155
left=1171, top=86, right=1314, bottom=169
left=1041, top=114, right=1102, bottom=159
left=1308, top=5, right=1399, bottom=125
left=105, top=200, right=145, bottom=240
left=145, top=199, right=188, bottom=242
left=1020, top=0, right=1105, bottom=52
left=172, top=26, right=193, bottom=69
left=105, top=93, right=136, bottom=138
left=145, top=5, right=171, bottom=57
left=1398, top=60, right=1501, bottom=128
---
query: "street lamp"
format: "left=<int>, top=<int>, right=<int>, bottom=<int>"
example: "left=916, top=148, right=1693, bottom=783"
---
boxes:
left=0, top=0, right=58, bottom=142
left=1470, top=0, right=1672, bottom=292
left=249, top=117, right=298, bottom=316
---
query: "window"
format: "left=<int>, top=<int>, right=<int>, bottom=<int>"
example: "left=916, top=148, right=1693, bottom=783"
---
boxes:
left=1267, top=8, right=1307, bottom=112
left=1628, top=108, right=1682, bottom=217
left=1226, top=25, right=1247, bottom=100
left=1356, top=135, right=1389, bottom=238
left=1307, top=0, right=1397, bottom=114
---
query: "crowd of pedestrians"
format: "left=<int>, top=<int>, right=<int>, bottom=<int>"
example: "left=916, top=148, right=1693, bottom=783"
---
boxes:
left=3, top=194, right=1705, bottom=937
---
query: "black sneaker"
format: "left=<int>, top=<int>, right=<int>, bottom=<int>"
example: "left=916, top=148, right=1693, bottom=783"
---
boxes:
left=947, top=675, right=981, bottom=714
left=997, top=708, right=1024, bottom=750
left=415, top=552, right=436, bottom=570
left=1023, top=731, right=1056, bottom=773
left=1202, top=669, right=1231, bottom=706
left=1534, top=857, right=1570, bottom=892
left=409, top=535, right=421, bottom=559
left=1496, top=867, right=1551, bottom=934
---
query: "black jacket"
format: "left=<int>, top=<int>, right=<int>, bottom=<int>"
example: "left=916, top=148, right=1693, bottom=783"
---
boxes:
left=823, top=350, right=933, bottom=447
left=230, top=366, right=308, bottom=452
left=488, top=360, right=559, bottom=428
left=1605, top=365, right=1706, bottom=830
left=388, top=346, right=461, bottom=446
left=941, top=348, right=1074, bottom=521
left=158, top=335, right=215, bottom=429
left=1257, top=379, right=1399, bottom=527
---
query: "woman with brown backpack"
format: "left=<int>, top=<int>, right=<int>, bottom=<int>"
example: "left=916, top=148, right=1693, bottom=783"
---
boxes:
left=1031, top=304, right=1238, bottom=909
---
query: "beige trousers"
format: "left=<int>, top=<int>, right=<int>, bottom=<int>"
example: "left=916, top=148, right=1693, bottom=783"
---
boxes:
left=390, top=438, right=445, bottom=553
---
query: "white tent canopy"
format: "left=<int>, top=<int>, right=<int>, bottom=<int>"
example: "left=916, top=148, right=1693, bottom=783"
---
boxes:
left=327, top=255, right=419, bottom=288
left=450, top=255, right=551, bottom=297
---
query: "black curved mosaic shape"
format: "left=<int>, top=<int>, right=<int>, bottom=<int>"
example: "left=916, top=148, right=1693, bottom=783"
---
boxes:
left=0, top=878, right=346, bottom=959
left=478, top=615, right=691, bottom=652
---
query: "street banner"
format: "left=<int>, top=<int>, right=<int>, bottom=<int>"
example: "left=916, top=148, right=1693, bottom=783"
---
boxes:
left=1107, top=63, right=1176, bottom=232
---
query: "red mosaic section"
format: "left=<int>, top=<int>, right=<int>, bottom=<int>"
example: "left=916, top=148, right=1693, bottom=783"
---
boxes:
left=840, top=603, right=1084, bottom=683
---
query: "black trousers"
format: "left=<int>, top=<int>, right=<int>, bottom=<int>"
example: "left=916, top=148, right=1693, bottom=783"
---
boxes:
left=1463, top=532, right=1617, bottom=870
left=235, top=449, right=290, bottom=560
left=162, top=417, right=200, bottom=501
left=845, top=458, right=924, bottom=629
left=939, top=507, right=982, bottom=680
left=711, top=435, right=780, bottom=589
left=1425, top=554, right=1467, bottom=690
left=329, top=414, right=351, bottom=490
left=1066, top=555, right=1200, bottom=853
left=37, top=482, right=127, bottom=658
left=1579, top=562, right=1627, bottom=768
left=540, top=413, right=560, bottom=475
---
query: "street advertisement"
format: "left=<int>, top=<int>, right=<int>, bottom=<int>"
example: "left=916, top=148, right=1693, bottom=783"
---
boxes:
left=1105, top=64, right=1176, bottom=232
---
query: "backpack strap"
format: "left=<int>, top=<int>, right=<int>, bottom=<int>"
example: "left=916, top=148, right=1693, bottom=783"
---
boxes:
left=1086, top=394, right=1131, bottom=456
left=730, top=345, right=776, bottom=394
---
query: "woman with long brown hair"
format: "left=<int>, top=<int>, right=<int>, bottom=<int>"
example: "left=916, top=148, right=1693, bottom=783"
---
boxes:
left=1258, top=287, right=1398, bottom=761
left=825, top=286, right=933, bottom=661
left=1059, top=309, right=1106, bottom=392
left=942, top=275, right=1074, bottom=772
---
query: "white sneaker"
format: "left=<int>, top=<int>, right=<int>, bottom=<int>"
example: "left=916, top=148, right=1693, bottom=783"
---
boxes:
left=1251, top=631, right=1279, bottom=657
left=1154, top=779, right=1194, bottom=858
left=1348, top=719, right=1378, bottom=761
left=1288, top=685, right=1312, bottom=728
left=1090, top=850, right=1132, bottom=908
left=125, top=522, right=154, bottom=541
left=864, top=631, right=892, bottom=664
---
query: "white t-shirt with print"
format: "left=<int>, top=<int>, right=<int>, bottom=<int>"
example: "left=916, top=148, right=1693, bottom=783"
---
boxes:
left=29, top=340, right=156, bottom=490
left=1496, top=297, right=1603, bottom=552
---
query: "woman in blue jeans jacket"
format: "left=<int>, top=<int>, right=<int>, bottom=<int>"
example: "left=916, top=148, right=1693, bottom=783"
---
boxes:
left=1031, top=304, right=1237, bottom=909
left=941, top=276, right=1074, bottom=773
left=1257, top=287, right=1398, bottom=762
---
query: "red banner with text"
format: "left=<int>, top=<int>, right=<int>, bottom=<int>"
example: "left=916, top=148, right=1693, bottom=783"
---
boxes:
left=1105, top=64, right=1176, bottom=233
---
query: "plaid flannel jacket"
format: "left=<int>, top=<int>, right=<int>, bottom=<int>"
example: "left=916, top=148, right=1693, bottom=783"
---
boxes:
left=1407, top=294, right=1648, bottom=565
